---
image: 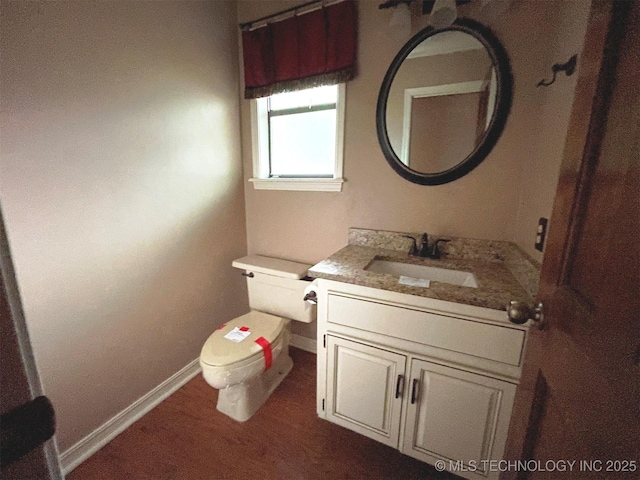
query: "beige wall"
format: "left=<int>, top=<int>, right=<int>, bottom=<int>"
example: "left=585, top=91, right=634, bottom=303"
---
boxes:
left=0, top=0, right=247, bottom=452
left=508, top=0, right=590, bottom=258
left=239, top=0, right=589, bottom=265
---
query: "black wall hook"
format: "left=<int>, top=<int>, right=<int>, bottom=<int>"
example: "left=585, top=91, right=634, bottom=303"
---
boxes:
left=537, top=54, right=578, bottom=87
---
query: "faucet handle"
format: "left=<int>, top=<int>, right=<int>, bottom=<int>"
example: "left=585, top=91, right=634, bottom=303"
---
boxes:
left=430, top=238, right=450, bottom=259
left=402, top=235, right=419, bottom=256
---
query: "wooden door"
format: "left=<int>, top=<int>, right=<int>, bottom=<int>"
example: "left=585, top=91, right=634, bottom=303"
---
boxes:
left=504, top=1, right=640, bottom=479
left=402, top=358, right=516, bottom=480
left=325, top=336, right=406, bottom=448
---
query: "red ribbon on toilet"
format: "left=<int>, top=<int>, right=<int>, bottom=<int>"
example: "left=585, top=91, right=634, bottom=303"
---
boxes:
left=255, top=337, right=272, bottom=371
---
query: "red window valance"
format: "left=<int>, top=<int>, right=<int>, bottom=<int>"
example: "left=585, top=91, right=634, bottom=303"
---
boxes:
left=241, top=1, right=358, bottom=99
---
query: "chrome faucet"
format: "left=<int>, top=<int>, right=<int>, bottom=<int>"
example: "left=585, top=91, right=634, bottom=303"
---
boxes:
left=402, top=234, right=450, bottom=259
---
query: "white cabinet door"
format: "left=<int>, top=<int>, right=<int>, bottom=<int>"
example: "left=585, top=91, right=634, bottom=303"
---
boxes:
left=326, top=336, right=406, bottom=448
left=402, top=359, right=516, bottom=480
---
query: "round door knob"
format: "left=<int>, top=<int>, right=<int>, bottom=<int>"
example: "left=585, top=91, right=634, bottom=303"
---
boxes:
left=508, top=300, right=544, bottom=327
left=508, top=301, right=531, bottom=324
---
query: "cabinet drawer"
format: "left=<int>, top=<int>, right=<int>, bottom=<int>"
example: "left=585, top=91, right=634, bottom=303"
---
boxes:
left=327, top=294, right=525, bottom=366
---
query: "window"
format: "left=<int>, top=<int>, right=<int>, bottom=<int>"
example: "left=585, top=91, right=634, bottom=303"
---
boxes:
left=249, top=84, right=345, bottom=191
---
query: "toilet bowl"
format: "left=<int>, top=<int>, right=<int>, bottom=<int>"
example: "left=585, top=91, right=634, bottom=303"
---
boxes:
left=199, top=255, right=315, bottom=422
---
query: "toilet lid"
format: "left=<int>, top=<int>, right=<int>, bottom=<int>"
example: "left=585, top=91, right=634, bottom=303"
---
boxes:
left=200, top=311, right=285, bottom=367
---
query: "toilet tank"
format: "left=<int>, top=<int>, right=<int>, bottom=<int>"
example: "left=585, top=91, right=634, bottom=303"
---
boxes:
left=232, top=255, right=315, bottom=323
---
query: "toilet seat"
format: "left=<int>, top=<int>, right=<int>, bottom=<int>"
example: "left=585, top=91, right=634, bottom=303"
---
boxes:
left=200, top=311, right=285, bottom=367
left=200, top=311, right=288, bottom=390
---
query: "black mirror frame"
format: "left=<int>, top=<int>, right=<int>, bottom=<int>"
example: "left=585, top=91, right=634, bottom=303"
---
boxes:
left=376, top=18, right=513, bottom=186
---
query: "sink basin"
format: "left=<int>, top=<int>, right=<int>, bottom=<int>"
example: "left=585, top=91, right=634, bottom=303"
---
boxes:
left=365, top=259, right=478, bottom=288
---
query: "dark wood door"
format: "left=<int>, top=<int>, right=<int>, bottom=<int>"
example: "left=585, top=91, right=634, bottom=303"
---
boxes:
left=503, top=1, right=640, bottom=479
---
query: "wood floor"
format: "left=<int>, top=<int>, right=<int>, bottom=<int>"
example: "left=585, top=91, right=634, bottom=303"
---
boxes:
left=68, top=347, right=458, bottom=480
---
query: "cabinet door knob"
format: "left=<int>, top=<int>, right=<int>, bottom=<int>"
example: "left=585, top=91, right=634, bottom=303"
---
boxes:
left=411, top=378, right=420, bottom=404
left=395, top=375, right=405, bottom=399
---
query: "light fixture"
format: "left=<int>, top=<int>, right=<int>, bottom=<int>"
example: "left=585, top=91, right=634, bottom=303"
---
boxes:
left=388, top=1, right=412, bottom=38
left=380, top=1, right=470, bottom=31
left=429, top=0, right=457, bottom=28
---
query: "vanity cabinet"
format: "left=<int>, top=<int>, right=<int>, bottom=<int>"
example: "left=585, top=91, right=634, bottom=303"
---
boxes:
left=316, top=279, right=528, bottom=480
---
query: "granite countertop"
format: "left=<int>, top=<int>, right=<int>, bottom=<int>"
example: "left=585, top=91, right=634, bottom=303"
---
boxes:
left=308, top=229, right=540, bottom=312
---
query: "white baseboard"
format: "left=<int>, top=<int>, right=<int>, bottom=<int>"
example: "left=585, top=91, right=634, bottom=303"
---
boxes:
left=290, top=333, right=317, bottom=354
left=60, top=358, right=202, bottom=474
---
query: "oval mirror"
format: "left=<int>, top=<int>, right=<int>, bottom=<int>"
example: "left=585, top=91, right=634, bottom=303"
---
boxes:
left=376, top=19, right=513, bottom=185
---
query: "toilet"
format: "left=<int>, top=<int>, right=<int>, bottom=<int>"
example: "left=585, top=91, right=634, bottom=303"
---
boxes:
left=199, top=255, right=316, bottom=422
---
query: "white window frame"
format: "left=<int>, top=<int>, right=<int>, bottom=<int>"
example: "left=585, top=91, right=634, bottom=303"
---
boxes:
left=249, top=83, right=346, bottom=192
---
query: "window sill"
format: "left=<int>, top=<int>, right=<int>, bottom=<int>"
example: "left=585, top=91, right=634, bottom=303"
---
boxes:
left=249, top=177, right=344, bottom=192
